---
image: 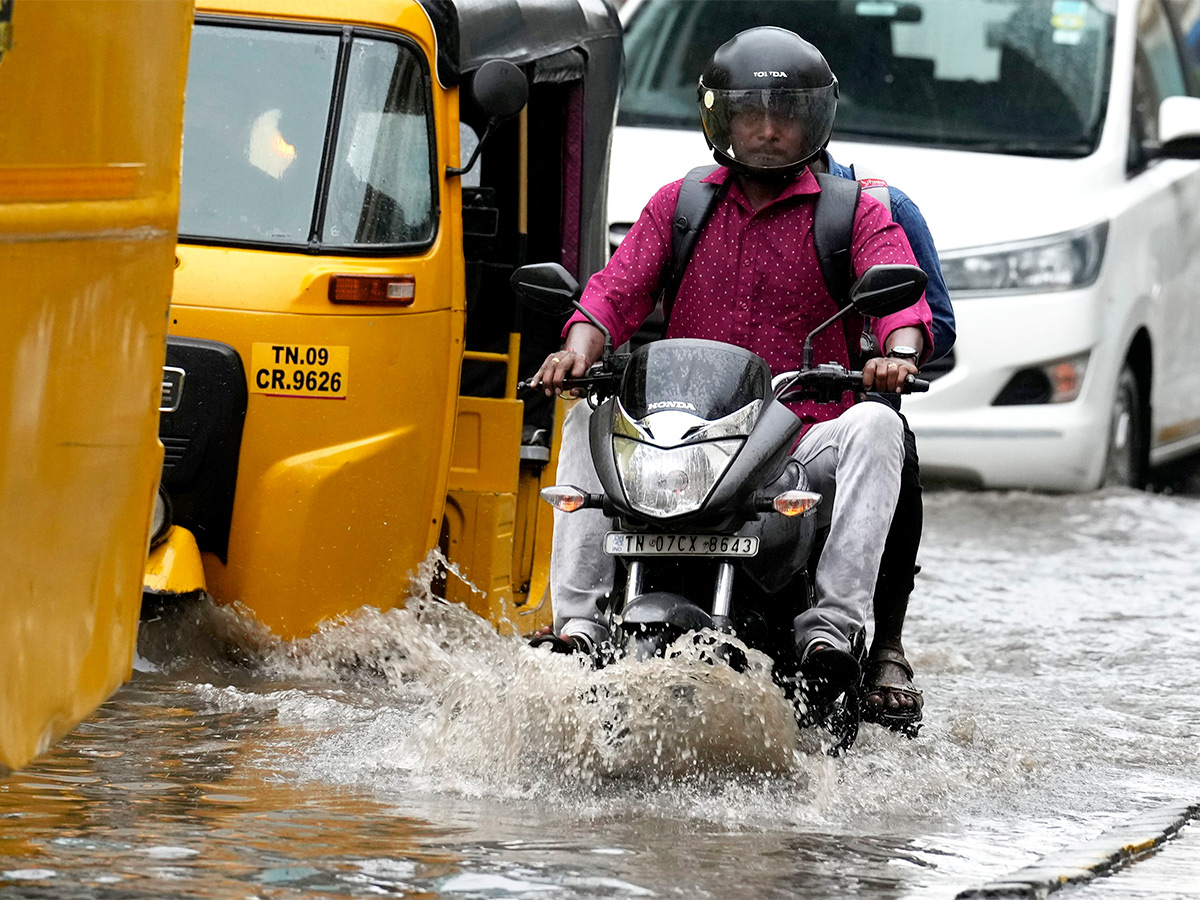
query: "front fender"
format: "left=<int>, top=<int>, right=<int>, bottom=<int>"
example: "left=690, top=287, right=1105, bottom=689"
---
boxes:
left=621, top=591, right=713, bottom=632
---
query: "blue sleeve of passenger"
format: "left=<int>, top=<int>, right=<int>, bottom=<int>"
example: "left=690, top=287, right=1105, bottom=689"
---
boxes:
left=889, top=188, right=956, bottom=360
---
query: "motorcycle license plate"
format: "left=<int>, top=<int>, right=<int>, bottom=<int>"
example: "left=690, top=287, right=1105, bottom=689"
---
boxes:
left=604, top=532, right=759, bottom=557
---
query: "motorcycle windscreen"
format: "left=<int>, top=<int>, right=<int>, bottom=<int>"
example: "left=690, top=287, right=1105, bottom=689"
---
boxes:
left=619, top=339, right=770, bottom=422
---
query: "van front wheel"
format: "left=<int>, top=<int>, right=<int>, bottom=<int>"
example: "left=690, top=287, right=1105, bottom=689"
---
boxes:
left=1102, top=363, right=1147, bottom=490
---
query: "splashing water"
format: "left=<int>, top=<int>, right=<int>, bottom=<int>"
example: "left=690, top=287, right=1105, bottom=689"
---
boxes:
left=135, top=485, right=1200, bottom=840
left=135, top=550, right=868, bottom=812
left=16, top=489, right=1200, bottom=899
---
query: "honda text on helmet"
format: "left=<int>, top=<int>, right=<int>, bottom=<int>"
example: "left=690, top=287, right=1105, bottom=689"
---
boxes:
left=698, top=26, right=838, bottom=180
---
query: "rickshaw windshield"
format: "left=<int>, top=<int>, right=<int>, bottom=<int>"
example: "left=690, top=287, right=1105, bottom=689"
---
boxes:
left=619, top=339, right=770, bottom=423
left=179, top=23, right=437, bottom=251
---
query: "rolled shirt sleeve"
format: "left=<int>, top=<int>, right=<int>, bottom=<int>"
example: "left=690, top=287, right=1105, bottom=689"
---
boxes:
left=848, top=193, right=935, bottom=363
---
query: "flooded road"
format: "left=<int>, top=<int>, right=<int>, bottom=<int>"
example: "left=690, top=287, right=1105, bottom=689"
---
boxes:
left=3, top=488, right=1199, bottom=899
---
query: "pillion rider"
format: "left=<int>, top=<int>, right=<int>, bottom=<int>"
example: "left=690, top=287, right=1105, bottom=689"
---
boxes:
left=531, top=27, right=936, bottom=711
left=825, top=163, right=953, bottom=731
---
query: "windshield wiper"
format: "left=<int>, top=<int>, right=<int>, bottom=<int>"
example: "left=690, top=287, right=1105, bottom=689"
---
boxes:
left=944, top=139, right=1094, bottom=158
left=834, top=128, right=1094, bottom=158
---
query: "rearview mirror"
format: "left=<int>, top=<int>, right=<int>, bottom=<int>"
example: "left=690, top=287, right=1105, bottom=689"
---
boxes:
left=471, top=59, right=529, bottom=123
left=448, top=60, right=529, bottom=178
left=800, top=263, right=927, bottom=369
left=510, top=263, right=612, bottom=348
left=510, top=263, right=580, bottom=315
left=848, top=264, right=928, bottom=318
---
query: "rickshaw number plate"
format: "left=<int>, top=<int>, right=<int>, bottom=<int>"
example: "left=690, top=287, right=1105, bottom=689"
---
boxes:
left=250, top=343, right=349, bottom=399
left=604, top=532, right=758, bottom=557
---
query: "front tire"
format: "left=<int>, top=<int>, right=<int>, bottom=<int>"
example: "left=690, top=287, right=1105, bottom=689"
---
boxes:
left=1102, top=363, right=1147, bottom=489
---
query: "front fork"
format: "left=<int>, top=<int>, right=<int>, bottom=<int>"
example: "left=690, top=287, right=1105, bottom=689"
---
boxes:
left=711, top=561, right=735, bottom=632
left=620, top=558, right=738, bottom=633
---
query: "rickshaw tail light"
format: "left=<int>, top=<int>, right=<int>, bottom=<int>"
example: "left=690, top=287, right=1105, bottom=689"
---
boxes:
left=773, top=490, right=822, bottom=517
left=540, top=485, right=587, bottom=513
left=329, top=274, right=416, bottom=305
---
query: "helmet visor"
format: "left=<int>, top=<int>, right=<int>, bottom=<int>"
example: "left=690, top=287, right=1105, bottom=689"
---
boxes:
left=699, top=84, right=837, bottom=171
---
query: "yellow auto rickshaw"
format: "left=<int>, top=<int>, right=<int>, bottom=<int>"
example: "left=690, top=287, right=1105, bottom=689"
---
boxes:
left=1, top=0, right=192, bottom=773
left=144, top=0, right=622, bottom=639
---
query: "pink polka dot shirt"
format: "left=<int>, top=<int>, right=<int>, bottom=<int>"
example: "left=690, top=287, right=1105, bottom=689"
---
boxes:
left=567, top=166, right=934, bottom=427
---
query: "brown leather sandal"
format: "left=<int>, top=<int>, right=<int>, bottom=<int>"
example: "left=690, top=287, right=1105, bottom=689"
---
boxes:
left=861, top=648, right=924, bottom=737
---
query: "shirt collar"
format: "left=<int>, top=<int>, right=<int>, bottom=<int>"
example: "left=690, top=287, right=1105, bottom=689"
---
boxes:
left=706, top=165, right=823, bottom=213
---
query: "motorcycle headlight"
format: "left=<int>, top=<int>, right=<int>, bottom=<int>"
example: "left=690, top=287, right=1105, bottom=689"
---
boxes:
left=612, top=436, right=741, bottom=518
left=940, top=222, right=1107, bottom=296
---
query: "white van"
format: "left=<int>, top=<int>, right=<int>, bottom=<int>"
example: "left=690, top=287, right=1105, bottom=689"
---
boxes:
left=608, top=0, right=1200, bottom=491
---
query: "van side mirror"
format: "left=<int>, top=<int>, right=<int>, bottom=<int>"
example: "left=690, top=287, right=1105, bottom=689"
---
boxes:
left=847, top=264, right=928, bottom=318
left=448, top=60, right=529, bottom=178
left=510, top=263, right=613, bottom=348
left=1154, top=95, right=1200, bottom=159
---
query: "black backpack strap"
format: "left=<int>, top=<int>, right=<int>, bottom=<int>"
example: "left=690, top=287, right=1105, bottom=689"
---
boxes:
left=662, top=164, right=728, bottom=325
left=813, top=172, right=861, bottom=309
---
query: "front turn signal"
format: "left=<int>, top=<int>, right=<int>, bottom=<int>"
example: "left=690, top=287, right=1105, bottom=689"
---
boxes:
left=772, top=490, right=822, bottom=517
left=540, top=485, right=588, bottom=513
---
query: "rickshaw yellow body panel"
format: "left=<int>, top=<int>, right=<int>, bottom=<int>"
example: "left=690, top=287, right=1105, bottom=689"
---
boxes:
left=444, top=397, right=522, bottom=628
left=168, top=0, right=464, bottom=639
left=0, top=0, right=192, bottom=773
left=441, top=396, right=562, bottom=634
left=170, top=283, right=462, bottom=638
left=163, top=0, right=621, bottom=640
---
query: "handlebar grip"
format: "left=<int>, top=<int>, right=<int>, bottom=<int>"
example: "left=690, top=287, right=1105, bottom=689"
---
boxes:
left=905, top=375, right=930, bottom=393
left=516, top=376, right=595, bottom=398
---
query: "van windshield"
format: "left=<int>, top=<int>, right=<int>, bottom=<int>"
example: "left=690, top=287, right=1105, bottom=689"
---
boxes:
left=180, top=23, right=437, bottom=250
left=621, top=0, right=1115, bottom=157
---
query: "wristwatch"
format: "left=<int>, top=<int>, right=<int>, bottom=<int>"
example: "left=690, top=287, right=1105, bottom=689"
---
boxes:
left=886, top=345, right=920, bottom=364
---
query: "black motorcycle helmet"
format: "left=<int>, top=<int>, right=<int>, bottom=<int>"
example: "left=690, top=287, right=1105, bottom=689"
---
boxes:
left=698, top=27, right=838, bottom=180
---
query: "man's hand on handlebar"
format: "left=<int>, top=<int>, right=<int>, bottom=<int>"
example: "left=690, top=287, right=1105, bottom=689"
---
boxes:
left=861, top=356, right=919, bottom=394
left=531, top=322, right=605, bottom=397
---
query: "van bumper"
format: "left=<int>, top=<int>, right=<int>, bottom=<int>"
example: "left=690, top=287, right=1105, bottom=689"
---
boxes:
left=908, top=406, right=1107, bottom=491
left=902, top=288, right=1112, bottom=492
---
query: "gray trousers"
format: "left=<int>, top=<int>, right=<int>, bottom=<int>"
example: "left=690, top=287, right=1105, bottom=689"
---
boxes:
left=549, top=399, right=905, bottom=656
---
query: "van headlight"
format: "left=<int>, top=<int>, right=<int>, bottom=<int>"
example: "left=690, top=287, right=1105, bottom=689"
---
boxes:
left=941, top=222, right=1107, bottom=295
left=612, top=436, right=741, bottom=518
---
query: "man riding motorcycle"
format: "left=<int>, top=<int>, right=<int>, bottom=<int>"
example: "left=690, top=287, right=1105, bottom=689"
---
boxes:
left=531, top=27, right=933, bottom=708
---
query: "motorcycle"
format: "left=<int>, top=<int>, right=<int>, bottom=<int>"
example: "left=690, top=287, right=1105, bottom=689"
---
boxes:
left=513, top=262, right=929, bottom=753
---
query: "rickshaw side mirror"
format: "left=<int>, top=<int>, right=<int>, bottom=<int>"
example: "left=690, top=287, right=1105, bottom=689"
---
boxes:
left=448, top=60, right=529, bottom=178
left=472, top=59, right=529, bottom=122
